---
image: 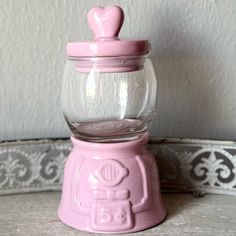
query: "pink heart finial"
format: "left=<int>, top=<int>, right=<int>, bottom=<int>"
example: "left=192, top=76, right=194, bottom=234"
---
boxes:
left=88, top=5, right=124, bottom=40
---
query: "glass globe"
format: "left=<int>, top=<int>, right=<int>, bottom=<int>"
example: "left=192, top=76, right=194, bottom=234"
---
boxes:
left=61, top=56, right=157, bottom=142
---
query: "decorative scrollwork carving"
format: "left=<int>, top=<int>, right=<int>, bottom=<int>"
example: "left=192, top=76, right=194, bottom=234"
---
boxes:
left=0, top=141, right=71, bottom=194
left=152, top=143, right=236, bottom=195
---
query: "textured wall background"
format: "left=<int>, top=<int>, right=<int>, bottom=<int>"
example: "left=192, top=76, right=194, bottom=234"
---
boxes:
left=0, top=0, right=236, bottom=141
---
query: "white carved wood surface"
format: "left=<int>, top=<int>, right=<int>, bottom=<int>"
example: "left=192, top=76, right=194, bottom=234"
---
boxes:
left=0, top=192, right=235, bottom=235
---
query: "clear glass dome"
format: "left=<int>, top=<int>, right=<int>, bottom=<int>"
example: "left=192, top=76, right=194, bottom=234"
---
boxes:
left=61, top=56, right=157, bottom=142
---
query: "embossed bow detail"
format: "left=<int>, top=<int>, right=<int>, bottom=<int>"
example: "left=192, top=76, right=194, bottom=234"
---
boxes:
left=93, top=189, right=130, bottom=200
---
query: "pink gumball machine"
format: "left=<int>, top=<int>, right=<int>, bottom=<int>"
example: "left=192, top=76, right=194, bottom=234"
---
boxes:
left=58, top=5, right=166, bottom=234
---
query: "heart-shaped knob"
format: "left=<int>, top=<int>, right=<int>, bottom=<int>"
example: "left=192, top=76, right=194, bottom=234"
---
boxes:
left=88, top=6, right=124, bottom=40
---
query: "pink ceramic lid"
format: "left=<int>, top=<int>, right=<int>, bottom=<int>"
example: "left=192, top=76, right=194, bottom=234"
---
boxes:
left=67, top=6, right=150, bottom=57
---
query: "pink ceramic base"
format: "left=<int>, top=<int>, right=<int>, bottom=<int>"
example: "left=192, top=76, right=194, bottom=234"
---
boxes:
left=58, top=133, right=166, bottom=234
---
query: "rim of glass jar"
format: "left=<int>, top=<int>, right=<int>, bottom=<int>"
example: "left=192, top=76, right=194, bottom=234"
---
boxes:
left=68, top=55, right=148, bottom=73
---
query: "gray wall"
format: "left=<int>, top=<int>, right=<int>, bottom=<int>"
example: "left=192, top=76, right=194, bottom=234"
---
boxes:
left=0, top=0, right=236, bottom=141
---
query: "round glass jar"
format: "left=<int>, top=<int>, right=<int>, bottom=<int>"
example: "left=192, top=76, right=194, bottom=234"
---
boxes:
left=61, top=55, right=157, bottom=143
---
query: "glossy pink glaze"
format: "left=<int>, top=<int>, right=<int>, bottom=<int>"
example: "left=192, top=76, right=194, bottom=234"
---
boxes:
left=67, top=5, right=149, bottom=58
left=88, top=5, right=124, bottom=39
left=67, top=40, right=149, bottom=57
left=58, top=134, right=166, bottom=233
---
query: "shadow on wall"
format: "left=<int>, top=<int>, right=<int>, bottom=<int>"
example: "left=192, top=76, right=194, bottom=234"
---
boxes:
left=148, top=6, right=224, bottom=140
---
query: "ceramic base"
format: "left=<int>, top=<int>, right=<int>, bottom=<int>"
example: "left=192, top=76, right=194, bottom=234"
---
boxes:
left=58, top=133, right=166, bottom=234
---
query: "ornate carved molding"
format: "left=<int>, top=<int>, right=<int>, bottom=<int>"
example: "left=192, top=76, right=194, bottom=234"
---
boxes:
left=0, top=138, right=236, bottom=195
